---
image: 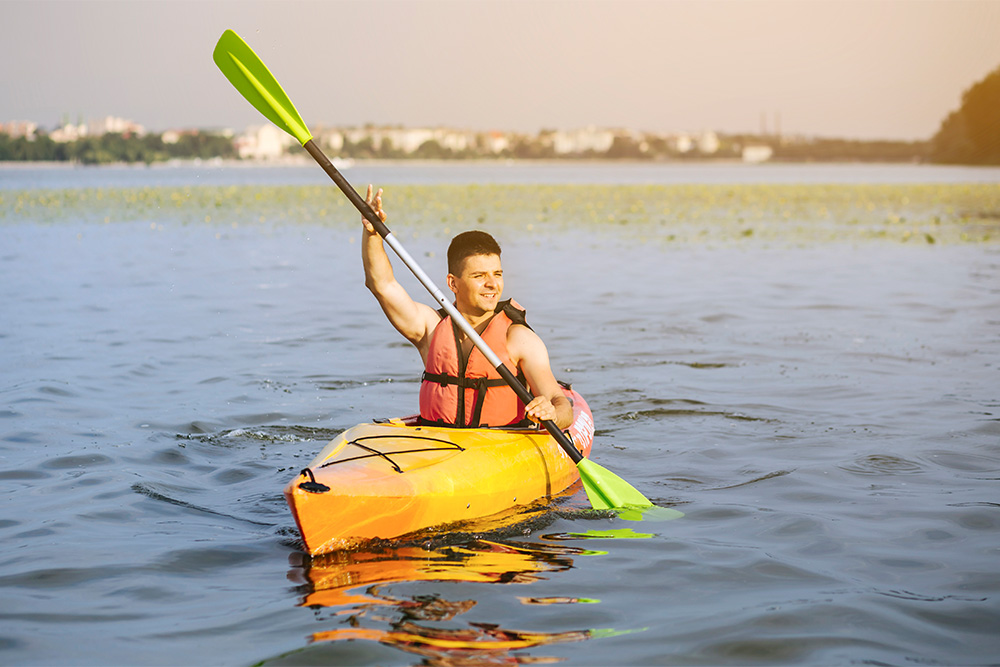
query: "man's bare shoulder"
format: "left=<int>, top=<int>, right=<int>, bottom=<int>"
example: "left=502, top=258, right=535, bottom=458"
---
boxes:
left=506, top=322, right=546, bottom=360
left=506, top=320, right=539, bottom=339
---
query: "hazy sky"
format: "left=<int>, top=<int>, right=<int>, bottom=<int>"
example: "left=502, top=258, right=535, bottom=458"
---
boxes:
left=3, top=0, right=999, bottom=140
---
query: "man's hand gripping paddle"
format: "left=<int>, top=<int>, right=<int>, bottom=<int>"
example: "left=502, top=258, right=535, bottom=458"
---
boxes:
left=213, top=28, right=670, bottom=514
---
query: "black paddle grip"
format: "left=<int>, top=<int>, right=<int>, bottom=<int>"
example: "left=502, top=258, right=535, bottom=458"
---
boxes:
left=304, top=140, right=391, bottom=239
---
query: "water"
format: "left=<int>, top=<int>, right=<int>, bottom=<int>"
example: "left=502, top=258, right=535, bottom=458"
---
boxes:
left=2, top=163, right=999, bottom=665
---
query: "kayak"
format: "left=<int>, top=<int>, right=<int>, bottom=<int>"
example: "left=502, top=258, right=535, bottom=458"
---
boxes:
left=284, top=386, right=595, bottom=555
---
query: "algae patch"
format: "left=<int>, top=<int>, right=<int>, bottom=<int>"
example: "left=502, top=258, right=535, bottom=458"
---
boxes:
left=3, top=183, right=998, bottom=245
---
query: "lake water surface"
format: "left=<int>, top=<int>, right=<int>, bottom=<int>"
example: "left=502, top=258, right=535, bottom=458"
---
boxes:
left=2, top=163, right=998, bottom=665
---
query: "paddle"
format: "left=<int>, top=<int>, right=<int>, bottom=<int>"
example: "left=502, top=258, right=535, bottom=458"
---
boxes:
left=212, top=28, right=652, bottom=511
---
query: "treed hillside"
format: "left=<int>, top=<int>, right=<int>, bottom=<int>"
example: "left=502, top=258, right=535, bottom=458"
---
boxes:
left=932, top=64, right=1000, bottom=165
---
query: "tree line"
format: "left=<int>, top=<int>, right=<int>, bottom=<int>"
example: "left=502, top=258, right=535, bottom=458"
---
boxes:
left=931, top=64, right=1000, bottom=165
left=0, top=129, right=935, bottom=164
left=337, top=132, right=930, bottom=162
left=0, top=131, right=236, bottom=165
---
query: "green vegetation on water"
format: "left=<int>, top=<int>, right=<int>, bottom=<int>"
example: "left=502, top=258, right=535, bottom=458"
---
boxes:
left=2, top=183, right=998, bottom=245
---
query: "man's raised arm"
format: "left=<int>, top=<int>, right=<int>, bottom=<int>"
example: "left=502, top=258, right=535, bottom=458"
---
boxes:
left=360, top=185, right=440, bottom=360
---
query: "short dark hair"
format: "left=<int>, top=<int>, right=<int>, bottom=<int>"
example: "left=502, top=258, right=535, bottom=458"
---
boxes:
left=447, top=230, right=501, bottom=275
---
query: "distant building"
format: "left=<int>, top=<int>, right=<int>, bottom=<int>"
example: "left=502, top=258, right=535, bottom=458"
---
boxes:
left=393, top=127, right=437, bottom=153
left=438, top=129, right=473, bottom=153
left=551, top=127, right=615, bottom=155
left=484, top=131, right=509, bottom=154
left=50, top=118, right=87, bottom=143
left=742, top=144, right=774, bottom=163
left=698, top=130, right=720, bottom=154
left=316, top=128, right=344, bottom=153
left=0, top=121, right=37, bottom=139
left=337, top=126, right=476, bottom=155
left=236, top=124, right=295, bottom=160
left=672, top=133, right=694, bottom=154
left=161, top=129, right=209, bottom=145
left=48, top=115, right=145, bottom=142
left=88, top=116, right=146, bottom=137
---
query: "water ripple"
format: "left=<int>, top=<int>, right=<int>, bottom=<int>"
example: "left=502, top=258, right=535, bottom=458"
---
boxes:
left=839, top=454, right=925, bottom=476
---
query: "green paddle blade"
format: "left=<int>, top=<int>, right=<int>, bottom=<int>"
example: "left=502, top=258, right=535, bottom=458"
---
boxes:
left=213, top=29, right=313, bottom=146
left=577, top=458, right=654, bottom=510
left=565, top=528, right=656, bottom=539
left=615, top=504, right=685, bottom=522
left=589, top=627, right=648, bottom=640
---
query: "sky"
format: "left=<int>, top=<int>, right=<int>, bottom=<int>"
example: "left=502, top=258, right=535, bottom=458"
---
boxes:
left=2, top=0, right=999, bottom=141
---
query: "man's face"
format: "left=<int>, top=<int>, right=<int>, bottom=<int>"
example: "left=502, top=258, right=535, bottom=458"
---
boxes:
left=448, top=253, right=503, bottom=316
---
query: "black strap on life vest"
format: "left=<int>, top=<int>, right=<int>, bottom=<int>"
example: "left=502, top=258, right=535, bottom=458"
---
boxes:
left=421, top=299, right=532, bottom=428
left=419, top=373, right=516, bottom=427
left=434, top=299, right=531, bottom=331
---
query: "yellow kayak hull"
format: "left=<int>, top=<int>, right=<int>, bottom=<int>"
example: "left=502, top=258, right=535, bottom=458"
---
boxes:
left=284, top=388, right=594, bottom=555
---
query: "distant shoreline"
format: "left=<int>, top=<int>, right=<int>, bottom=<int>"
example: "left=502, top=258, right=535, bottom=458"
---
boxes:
left=0, top=156, right=940, bottom=170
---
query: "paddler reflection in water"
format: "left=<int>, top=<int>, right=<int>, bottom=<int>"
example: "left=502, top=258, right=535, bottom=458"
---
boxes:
left=361, top=185, right=573, bottom=430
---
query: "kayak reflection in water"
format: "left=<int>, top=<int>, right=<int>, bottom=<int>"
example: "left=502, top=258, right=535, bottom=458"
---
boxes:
left=360, top=185, right=573, bottom=430
left=292, top=537, right=586, bottom=607
left=294, top=537, right=634, bottom=663
left=313, top=621, right=599, bottom=664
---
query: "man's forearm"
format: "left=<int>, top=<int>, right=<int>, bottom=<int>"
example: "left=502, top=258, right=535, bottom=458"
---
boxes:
left=553, top=394, right=574, bottom=430
left=362, top=233, right=395, bottom=294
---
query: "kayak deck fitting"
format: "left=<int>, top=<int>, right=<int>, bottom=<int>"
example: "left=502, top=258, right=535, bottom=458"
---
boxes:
left=285, top=387, right=595, bottom=555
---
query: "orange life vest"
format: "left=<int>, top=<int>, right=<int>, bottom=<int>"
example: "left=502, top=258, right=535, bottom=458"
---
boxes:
left=419, top=299, right=529, bottom=428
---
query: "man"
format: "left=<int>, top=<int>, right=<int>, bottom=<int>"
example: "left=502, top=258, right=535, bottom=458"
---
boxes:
left=361, top=185, right=572, bottom=430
